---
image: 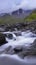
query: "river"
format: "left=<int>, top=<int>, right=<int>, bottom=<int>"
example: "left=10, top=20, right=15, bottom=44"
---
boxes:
left=0, top=30, right=36, bottom=65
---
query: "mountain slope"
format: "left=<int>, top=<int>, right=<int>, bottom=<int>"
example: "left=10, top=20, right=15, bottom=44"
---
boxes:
left=0, top=9, right=32, bottom=24
left=0, top=9, right=36, bottom=24
left=24, top=9, right=36, bottom=21
left=0, top=14, right=24, bottom=24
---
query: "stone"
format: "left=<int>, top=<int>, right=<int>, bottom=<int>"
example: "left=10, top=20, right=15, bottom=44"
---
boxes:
left=3, top=46, right=15, bottom=55
left=7, top=34, right=13, bottom=39
left=14, top=32, right=21, bottom=36
left=14, top=46, right=22, bottom=53
left=0, top=33, right=7, bottom=46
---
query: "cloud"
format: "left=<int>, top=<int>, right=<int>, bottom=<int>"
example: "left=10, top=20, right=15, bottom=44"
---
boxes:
left=0, top=0, right=22, bottom=13
left=0, top=0, right=36, bottom=13
left=20, top=0, right=36, bottom=9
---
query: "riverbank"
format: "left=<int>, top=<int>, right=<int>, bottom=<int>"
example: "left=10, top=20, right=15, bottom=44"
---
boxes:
left=0, top=20, right=36, bottom=33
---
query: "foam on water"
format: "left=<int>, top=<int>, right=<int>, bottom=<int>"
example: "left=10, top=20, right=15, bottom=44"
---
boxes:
left=0, top=31, right=36, bottom=50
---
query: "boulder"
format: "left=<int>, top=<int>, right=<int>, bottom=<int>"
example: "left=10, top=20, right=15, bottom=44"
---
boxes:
left=3, top=46, right=15, bottom=55
left=13, top=44, right=36, bottom=59
left=13, top=46, right=30, bottom=59
left=4, top=33, right=13, bottom=39
left=0, top=28, right=5, bottom=32
left=29, top=39, right=36, bottom=55
left=17, top=46, right=30, bottom=59
left=0, top=33, right=7, bottom=46
left=7, top=34, right=13, bottom=39
left=14, top=46, right=22, bottom=53
left=31, top=39, right=36, bottom=48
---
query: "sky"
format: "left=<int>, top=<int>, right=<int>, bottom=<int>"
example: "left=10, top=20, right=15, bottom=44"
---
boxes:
left=0, top=0, right=36, bottom=13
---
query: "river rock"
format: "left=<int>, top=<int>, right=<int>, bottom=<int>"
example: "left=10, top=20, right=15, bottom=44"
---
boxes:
left=14, top=46, right=22, bottom=53
left=14, top=32, right=21, bottom=36
left=29, top=39, right=36, bottom=55
left=13, top=46, right=30, bottom=59
left=0, top=33, right=7, bottom=46
left=3, top=46, right=15, bottom=55
left=31, top=39, right=36, bottom=48
left=7, top=34, right=13, bottom=39
left=17, top=46, right=30, bottom=59
left=0, top=28, right=5, bottom=32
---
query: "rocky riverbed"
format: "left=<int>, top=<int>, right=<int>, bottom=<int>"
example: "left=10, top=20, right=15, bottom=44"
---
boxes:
left=0, top=20, right=36, bottom=33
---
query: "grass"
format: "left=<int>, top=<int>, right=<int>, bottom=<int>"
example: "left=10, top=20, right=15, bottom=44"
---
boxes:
left=0, top=15, right=24, bottom=24
left=24, top=10, right=36, bottom=22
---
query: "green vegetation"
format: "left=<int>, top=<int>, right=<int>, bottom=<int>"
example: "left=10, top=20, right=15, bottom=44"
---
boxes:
left=0, top=15, right=24, bottom=24
left=24, top=10, right=36, bottom=21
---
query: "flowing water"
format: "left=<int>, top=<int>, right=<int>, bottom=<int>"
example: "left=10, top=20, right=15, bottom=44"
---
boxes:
left=0, top=30, right=36, bottom=65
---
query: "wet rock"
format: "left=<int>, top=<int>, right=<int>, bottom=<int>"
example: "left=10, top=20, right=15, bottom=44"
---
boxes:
left=14, top=46, right=22, bottom=53
left=32, top=29, right=36, bottom=34
left=19, top=40, right=36, bottom=56
left=13, top=46, right=30, bottom=59
left=0, top=28, right=5, bottom=32
left=3, top=46, right=15, bottom=55
left=4, top=34, right=7, bottom=37
left=28, top=21, right=36, bottom=34
left=18, top=52, right=25, bottom=59
left=18, top=46, right=31, bottom=58
left=0, top=20, right=36, bottom=32
left=7, top=34, right=13, bottom=39
left=0, top=33, right=7, bottom=46
left=5, top=26, right=11, bottom=31
left=6, top=34, right=13, bottom=39
left=0, top=24, right=6, bottom=32
left=21, top=40, right=36, bottom=56
left=14, top=32, right=21, bottom=36
left=30, top=39, right=36, bottom=48
left=14, top=28, right=18, bottom=31
left=0, top=24, right=5, bottom=27
left=14, top=44, right=36, bottom=59
left=29, top=40, right=36, bottom=55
